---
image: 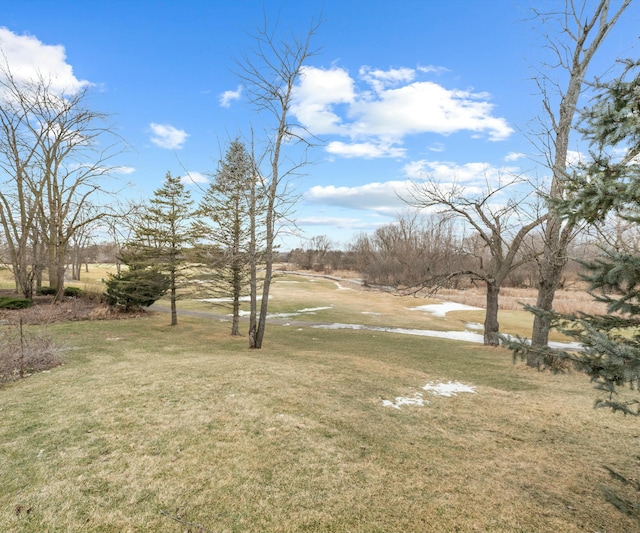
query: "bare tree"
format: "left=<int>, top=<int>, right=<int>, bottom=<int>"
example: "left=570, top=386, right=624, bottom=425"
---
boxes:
left=236, top=18, right=320, bottom=348
left=530, top=0, right=631, bottom=348
left=406, top=174, right=545, bottom=346
left=350, top=213, right=464, bottom=289
left=291, top=235, right=332, bottom=271
left=0, top=59, right=123, bottom=302
left=0, top=66, right=50, bottom=298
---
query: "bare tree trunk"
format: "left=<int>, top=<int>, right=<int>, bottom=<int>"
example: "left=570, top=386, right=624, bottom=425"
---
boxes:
left=484, top=281, right=501, bottom=347
left=231, top=295, right=240, bottom=336
left=239, top=19, right=319, bottom=349
left=254, top=200, right=274, bottom=349
left=248, top=136, right=258, bottom=348
left=531, top=0, right=631, bottom=351
left=170, top=289, right=177, bottom=326
left=231, top=260, right=241, bottom=336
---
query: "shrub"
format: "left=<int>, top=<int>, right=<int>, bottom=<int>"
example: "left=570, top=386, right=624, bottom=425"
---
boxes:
left=0, top=297, right=33, bottom=310
left=0, top=328, right=63, bottom=383
left=64, top=287, right=83, bottom=297
left=104, top=268, right=170, bottom=310
left=36, top=287, right=56, bottom=296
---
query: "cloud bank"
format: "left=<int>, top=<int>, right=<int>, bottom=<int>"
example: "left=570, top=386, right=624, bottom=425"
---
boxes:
left=292, top=65, right=513, bottom=159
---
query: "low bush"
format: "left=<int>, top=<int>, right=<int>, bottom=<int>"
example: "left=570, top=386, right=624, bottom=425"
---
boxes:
left=0, top=328, right=63, bottom=383
left=64, top=287, right=83, bottom=297
left=0, top=297, right=33, bottom=310
left=36, top=287, right=56, bottom=296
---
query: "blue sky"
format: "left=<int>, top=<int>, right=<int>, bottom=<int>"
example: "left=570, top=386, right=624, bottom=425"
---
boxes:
left=2, top=0, right=638, bottom=249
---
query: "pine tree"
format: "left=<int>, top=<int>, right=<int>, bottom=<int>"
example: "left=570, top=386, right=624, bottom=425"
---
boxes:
left=197, top=140, right=264, bottom=335
left=104, top=246, right=170, bottom=310
left=509, top=60, right=640, bottom=521
left=134, top=172, right=196, bottom=326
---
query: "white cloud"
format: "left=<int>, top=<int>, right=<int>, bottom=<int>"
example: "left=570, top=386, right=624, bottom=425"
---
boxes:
left=149, top=123, right=189, bottom=150
left=0, top=27, right=90, bottom=94
left=504, top=151, right=525, bottom=162
left=417, top=65, right=449, bottom=75
left=114, top=166, right=135, bottom=175
left=359, top=65, right=416, bottom=93
left=182, top=171, right=208, bottom=184
left=291, top=65, right=513, bottom=160
left=292, top=66, right=354, bottom=135
left=219, top=85, right=242, bottom=107
left=326, top=140, right=405, bottom=159
left=566, top=149, right=586, bottom=166
left=295, top=216, right=376, bottom=230
left=305, top=180, right=410, bottom=214
left=404, top=159, right=518, bottom=185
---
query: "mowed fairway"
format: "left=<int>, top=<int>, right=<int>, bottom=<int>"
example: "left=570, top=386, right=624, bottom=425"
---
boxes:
left=1, top=273, right=638, bottom=532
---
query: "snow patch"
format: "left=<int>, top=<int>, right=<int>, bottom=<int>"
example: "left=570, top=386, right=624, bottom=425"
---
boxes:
left=409, top=301, right=482, bottom=317
left=382, top=393, right=428, bottom=409
left=383, top=381, right=476, bottom=409
left=423, top=381, right=476, bottom=397
left=298, top=306, right=333, bottom=313
left=313, top=323, right=484, bottom=343
left=238, top=306, right=333, bottom=319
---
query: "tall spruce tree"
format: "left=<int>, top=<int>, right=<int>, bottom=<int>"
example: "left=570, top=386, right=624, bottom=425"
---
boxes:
left=509, top=61, right=640, bottom=521
left=197, top=140, right=263, bottom=335
left=134, top=171, right=196, bottom=326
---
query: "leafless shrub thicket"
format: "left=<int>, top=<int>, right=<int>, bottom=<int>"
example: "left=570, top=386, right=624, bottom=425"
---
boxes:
left=0, top=324, right=63, bottom=383
left=348, top=213, right=472, bottom=289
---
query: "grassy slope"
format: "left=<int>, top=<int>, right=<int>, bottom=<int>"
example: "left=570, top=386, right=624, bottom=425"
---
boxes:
left=0, top=271, right=638, bottom=532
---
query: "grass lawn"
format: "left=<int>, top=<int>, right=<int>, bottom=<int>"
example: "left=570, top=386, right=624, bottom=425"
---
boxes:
left=1, top=269, right=638, bottom=531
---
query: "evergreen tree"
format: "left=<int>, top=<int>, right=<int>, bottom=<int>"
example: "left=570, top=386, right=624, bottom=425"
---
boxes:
left=134, top=172, right=197, bottom=326
left=104, top=246, right=170, bottom=310
left=197, top=140, right=263, bottom=335
left=509, top=60, right=640, bottom=521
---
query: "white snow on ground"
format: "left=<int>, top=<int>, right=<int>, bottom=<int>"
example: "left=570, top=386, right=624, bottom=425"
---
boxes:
left=408, top=301, right=482, bottom=317
left=199, top=295, right=267, bottom=303
left=383, top=381, right=476, bottom=409
left=548, top=340, right=583, bottom=351
left=466, top=322, right=483, bottom=330
left=382, top=393, right=427, bottom=409
left=238, top=306, right=333, bottom=320
left=423, top=381, right=477, bottom=396
left=313, top=323, right=485, bottom=343
left=312, top=323, right=582, bottom=351
left=298, top=307, right=333, bottom=313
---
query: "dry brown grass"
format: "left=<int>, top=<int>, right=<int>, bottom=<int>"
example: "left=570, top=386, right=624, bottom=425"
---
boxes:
left=434, top=285, right=609, bottom=314
left=280, top=265, right=608, bottom=316
left=1, top=276, right=639, bottom=532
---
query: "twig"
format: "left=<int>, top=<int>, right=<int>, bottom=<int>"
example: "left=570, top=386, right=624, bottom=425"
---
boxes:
left=158, top=508, right=216, bottom=533
left=19, top=316, right=25, bottom=379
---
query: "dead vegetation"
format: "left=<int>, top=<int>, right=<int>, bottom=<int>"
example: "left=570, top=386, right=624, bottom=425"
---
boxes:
left=0, top=290, right=140, bottom=384
left=433, top=285, right=608, bottom=315
left=0, top=290, right=137, bottom=326
left=311, top=268, right=608, bottom=316
left=0, top=325, right=64, bottom=384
